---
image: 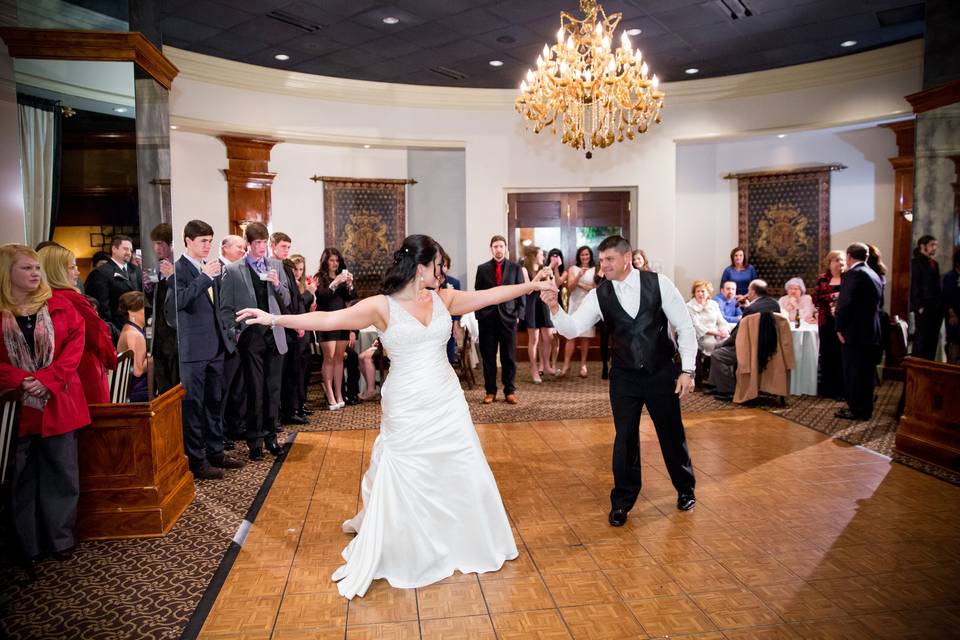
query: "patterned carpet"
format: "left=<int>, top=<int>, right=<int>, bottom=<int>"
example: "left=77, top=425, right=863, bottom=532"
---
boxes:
left=0, top=367, right=954, bottom=639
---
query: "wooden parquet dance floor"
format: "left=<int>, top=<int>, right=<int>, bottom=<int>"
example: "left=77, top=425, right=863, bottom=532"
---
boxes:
left=199, top=410, right=960, bottom=639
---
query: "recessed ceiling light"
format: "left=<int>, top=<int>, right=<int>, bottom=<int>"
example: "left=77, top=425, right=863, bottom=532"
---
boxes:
left=626, top=28, right=642, bottom=36
left=489, top=60, right=504, bottom=67
left=382, top=16, right=399, bottom=24
left=685, top=68, right=699, bottom=75
left=841, top=40, right=857, bottom=47
left=363, top=144, right=371, bottom=149
left=777, top=134, right=786, bottom=138
left=113, top=107, right=128, bottom=113
left=170, top=125, right=178, bottom=130
left=274, top=53, right=290, bottom=61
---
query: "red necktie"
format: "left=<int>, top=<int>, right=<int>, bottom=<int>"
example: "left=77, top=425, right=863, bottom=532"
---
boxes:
left=495, top=261, right=503, bottom=286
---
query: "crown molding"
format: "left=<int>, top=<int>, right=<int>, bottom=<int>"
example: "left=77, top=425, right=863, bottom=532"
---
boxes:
left=14, top=70, right=135, bottom=107
left=170, top=115, right=465, bottom=149
left=165, top=40, right=922, bottom=111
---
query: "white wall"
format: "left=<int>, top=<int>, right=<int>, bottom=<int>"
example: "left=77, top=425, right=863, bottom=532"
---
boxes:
left=170, top=131, right=407, bottom=267
left=407, top=149, right=466, bottom=283
left=168, top=44, right=920, bottom=287
left=674, top=125, right=897, bottom=306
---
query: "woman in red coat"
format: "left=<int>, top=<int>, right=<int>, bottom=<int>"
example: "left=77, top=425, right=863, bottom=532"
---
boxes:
left=38, top=244, right=117, bottom=403
left=0, top=244, right=89, bottom=566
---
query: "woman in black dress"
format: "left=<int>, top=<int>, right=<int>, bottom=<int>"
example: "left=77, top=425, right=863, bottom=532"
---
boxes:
left=314, top=248, right=355, bottom=410
left=812, top=250, right=844, bottom=399
left=520, top=246, right=556, bottom=383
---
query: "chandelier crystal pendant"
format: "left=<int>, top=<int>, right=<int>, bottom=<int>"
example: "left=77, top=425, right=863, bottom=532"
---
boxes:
left=515, top=0, right=665, bottom=159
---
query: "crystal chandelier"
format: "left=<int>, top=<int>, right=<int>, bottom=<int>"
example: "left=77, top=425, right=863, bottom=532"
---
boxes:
left=515, top=0, right=665, bottom=159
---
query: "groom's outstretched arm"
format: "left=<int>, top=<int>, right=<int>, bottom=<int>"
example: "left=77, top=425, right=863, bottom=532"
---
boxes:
left=544, top=288, right=602, bottom=339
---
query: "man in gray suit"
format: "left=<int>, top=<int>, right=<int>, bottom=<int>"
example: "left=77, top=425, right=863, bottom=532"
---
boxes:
left=219, top=222, right=290, bottom=461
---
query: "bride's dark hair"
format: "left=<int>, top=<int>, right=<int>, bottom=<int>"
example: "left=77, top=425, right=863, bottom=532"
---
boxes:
left=381, top=234, right=445, bottom=295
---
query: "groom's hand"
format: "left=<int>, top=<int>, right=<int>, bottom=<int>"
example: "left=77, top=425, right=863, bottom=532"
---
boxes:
left=675, top=373, right=694, bottom=399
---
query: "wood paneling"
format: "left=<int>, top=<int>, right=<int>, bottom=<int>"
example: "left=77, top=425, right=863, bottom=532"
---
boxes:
left=0, top=27, right=178, bottom=89
left=896, top=357, right=960, bottom=473
left=905, top=78, right=960, bottom=115
left=880, top=120, right=915, bottom=323
left=219, top=135, right=280, bottom=237
left=77, top=384, right=195, bottom=540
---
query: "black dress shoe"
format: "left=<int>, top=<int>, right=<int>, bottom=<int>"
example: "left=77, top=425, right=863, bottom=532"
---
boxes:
left=191, top=464, right=225, bottom=480
left=608, top=508, right=628, bottom=527
left=51, top=547, right=75, bottom=562
left=601, top=365, right=609, bottom=381
left=677, top=493, right=696, bottom=511
left=282, top=414, right=308, bottom=425
left=265, top=440, right=284, bottom=457
left=248, top=447, right=264, bottom=461
left=209, top=455, right=245, bottom=469
left=298, top=405, right=314, bottom=417
left=714, top=393, right=733, bottom=402
left=834, top=409, right=865, bottom=420
left=223, top=439, right=236, bottom=451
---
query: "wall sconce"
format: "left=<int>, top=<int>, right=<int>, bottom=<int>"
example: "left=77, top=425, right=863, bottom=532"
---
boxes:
left=900, top=209, right=913, bottom=222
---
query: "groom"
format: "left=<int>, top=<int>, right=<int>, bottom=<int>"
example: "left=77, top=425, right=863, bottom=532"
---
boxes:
left=541, top=235, right=697, bottom=526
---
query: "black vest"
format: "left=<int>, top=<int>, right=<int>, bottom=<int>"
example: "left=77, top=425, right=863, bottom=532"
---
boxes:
left=596, top=271, right=676, bottom=373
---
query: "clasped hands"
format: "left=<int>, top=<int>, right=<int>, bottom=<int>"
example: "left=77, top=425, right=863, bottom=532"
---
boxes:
left=21, top=376, right=48, bottom=399
left=533, top=267, right=559, bottom=304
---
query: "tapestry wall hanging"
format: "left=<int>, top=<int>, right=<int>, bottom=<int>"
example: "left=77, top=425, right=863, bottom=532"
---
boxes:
left=315, top=176, right=415, bottom=298
left=726, top=165, right=843, bottom=295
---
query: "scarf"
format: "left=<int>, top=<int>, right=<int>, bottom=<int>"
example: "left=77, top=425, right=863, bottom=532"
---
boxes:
left=2, top=305, right=55, bottom=410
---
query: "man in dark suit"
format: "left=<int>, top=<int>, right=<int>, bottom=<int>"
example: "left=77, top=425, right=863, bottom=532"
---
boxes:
left=175, top=220, right=245, bottom=479
left=835, top=242, right=884, bottom=420
left=219, top=222, right=290, bottom=461
left=271, top=231, right=308, bottom=426
left=218, top=234, right=248, bottom=444
left=147, top=223, right=179, bottom=396
left=707, top=279, right=780, bottom=399
left=86, top=234, right=143, bottom=333
left=474, top=235, right=525, bottom=404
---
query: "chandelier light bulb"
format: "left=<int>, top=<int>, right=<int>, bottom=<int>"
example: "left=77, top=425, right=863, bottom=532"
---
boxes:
left=515, top=0, right=665, bottom=158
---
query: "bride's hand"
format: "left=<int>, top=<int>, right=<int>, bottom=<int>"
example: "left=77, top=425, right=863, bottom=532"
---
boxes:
left=236, top=307, right=272, bottom=325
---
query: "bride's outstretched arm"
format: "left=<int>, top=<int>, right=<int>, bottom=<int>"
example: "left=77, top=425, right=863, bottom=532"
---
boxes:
left=439, top=268, right=555, bottom=317
left=237, top=295, right=388, bottom=332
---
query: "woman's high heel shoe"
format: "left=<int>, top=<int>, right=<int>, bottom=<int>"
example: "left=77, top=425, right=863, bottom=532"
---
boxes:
left=579, top=365, right=588, bottom=378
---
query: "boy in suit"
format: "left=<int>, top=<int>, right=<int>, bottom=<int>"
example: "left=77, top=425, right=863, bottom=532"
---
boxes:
left=176, top=220, right=244, bottom=479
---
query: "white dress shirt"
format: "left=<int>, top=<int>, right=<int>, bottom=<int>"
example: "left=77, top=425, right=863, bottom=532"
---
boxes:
left=551, top=267, right=698, bottom=372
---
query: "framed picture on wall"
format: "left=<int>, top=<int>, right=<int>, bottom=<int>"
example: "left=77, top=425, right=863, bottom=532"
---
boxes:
left=90, top=233, right=104, bottom=247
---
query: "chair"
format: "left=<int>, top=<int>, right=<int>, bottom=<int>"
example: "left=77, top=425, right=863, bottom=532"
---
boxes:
left=107, top=350, right=134, bottom=404
left=0, top=389, right=20, bottom=494
left=733, top=313, right=795, bottom=405
left=456, top=327, right=476, bottom=389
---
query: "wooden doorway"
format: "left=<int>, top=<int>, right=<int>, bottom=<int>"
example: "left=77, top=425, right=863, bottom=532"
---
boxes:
left=507, top=191, right=631, bottom=364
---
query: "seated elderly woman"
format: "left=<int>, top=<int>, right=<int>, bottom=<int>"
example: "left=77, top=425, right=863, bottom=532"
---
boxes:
left=779, top=277, right=816, bottom=324
left=686, top=280, right=731, bottom=356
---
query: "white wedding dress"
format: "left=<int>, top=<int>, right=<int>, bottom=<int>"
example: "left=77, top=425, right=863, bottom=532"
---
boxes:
left=331, top=290, right=518, bottom=599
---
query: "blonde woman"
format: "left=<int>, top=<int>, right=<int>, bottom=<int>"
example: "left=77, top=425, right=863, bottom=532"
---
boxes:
left=0, top=244, right=90, bottom=565
left=685, top=280, right=730, bottom=356
left=38, top=245, right=116, bottom=404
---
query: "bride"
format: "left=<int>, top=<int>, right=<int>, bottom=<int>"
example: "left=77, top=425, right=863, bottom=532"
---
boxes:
left=238, top=234, right=554, bottom=599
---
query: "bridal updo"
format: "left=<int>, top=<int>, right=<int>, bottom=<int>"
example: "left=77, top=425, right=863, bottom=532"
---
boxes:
left=380, top=234, right=445, bottom=295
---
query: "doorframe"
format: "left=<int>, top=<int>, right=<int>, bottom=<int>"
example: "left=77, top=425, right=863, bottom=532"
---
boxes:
left=503, top=186, right=639, bottom=261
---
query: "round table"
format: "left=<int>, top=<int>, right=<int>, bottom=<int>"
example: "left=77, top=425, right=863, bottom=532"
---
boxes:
left=790, top=322, right=819, bottom=396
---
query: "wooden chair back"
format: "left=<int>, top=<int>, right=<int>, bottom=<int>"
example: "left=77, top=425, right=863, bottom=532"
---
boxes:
left=107, top=350, right=134, bottom=404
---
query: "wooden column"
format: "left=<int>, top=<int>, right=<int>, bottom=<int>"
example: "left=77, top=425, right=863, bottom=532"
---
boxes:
left=219, top=135, right=280, bottom=236
left=881, top=120, right=915, bottom=321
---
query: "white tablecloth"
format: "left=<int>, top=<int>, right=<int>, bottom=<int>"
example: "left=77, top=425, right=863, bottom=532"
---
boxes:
left=790, top=322, right=819, bottom=396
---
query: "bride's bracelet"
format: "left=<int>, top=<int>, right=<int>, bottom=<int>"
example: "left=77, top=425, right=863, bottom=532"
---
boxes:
left=269, top=314, right=278, bottom=328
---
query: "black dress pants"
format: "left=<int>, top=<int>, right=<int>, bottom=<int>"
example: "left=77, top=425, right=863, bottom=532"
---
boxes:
left=221, top=349, right=246, bottom=439
left=281, top=334, right=308, bottom=417
left=912, top=309, right=942, bottom=360
left=608, top=365, right=695, bottom=511
left=478, top=319, right=517, bottom=395
left=343, top=346, right=360, bottom=400
left=239, top=328, right=283, bottom=448
left=841, top=343, right=879, bottom=419
left=11, top=432, right=79, bottom=558
left=180, top=352, right=225, bottom=468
